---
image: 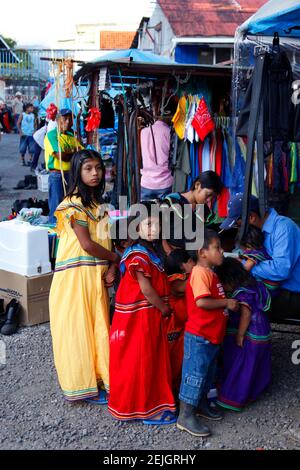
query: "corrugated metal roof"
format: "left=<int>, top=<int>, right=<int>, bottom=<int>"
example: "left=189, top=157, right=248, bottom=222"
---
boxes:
left=158, top=0, right=266, bottom=37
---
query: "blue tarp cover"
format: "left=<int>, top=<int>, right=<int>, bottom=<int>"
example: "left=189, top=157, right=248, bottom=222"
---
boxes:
left=239, top=0, right=300, bottom=37
left=89, top=49, right=176, bottom=65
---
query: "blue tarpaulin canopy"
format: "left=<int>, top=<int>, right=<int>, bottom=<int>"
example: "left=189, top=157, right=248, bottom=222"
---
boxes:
left=239, top=0, right=300, bottom=37
left=89, top=49, right=176, bottom=65
left=39, top=82, right=88, bottom=117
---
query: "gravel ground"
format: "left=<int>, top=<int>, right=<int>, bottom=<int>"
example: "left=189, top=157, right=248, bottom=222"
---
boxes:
left=0, top=134, right=300, bottom=450
left=0, top=324, right=299, bottom=450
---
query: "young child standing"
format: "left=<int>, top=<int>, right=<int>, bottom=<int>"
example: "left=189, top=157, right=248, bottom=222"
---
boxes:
left=165, top=249, right=195, bottom=394
left=49, top=149, right=119, bottom=403
left=215, top=257, right=272, bottom=411
left=17, top=103, right=36, bottom=166
left=108, top=202, right=177, bottom=425
left=177, top=229, right=239, bottom=437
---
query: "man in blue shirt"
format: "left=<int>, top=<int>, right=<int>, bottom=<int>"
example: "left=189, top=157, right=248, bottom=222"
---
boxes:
left=220, top=193, right=300, bottom=322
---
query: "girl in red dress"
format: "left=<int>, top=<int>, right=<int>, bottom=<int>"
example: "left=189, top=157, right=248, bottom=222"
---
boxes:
left=108, top=202, right=177, bottom=424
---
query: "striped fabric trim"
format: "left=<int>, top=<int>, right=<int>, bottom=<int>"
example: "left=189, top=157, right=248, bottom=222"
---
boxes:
left=63, top=386, right=99, bottom=401
left=56, top=202, right=101, bottom=222
left=216, top=400, right=242, bottom=412
left=226, top=327, right=272, bottom=343
left=217, top=395, right=255, bottom=411
left=75, top=219, right=88, bottom=227
left=121, top=245, right=164, bottom=274
left=232, top=286, right=271, bottom=312
left=108, top=402, right=177, bottom=421
left=55, top=256, right=109, bottom=272
left=168, top=273, right=187, bottom=282
left=115, top=296, right=169, bottom=315
left=263, top=280, right=280, bottom=290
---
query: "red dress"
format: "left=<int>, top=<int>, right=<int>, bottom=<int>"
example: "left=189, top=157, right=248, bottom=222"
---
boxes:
left=108, top=244, right=176, bottom=420
left=165, top=273, right=187, bottom=394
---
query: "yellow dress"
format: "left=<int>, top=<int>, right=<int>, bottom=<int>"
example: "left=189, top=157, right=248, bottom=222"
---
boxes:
left=49, top=196, right=111, bottom=401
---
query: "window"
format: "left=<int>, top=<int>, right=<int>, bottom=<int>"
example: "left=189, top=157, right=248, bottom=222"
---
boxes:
left=215, top=48, right=232, bottom=65
left=199, top=47, right=213, bottom=65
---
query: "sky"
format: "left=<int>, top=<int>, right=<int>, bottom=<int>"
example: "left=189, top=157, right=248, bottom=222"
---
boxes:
left=0, top=0, right=155, bottom=47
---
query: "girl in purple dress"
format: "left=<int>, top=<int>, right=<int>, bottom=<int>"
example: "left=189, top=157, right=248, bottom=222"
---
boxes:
left=215, top=258, right=272, bottom=411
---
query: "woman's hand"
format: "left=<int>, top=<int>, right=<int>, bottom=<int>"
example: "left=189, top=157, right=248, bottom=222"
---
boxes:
left=236, top=334, right=245, bottom=348
left=104, top=264, right=117, bottom=287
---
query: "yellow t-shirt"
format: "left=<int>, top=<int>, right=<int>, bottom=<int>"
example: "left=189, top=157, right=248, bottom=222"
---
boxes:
left=44, top=128, right=83, bottom=171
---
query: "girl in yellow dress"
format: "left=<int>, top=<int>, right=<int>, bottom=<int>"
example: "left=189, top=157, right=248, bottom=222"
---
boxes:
left=49, top=149, right=119, bottom=404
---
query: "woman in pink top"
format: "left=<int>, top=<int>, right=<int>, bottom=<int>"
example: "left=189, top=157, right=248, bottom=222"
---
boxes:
left=140, top=119, right=173, bottom=200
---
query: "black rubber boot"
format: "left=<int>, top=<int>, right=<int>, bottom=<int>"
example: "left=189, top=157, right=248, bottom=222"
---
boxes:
left=1, top=299, right=20, bottom=336
left=0, top=299, right=5, bottom=329
left=176, top=401, right=211, bottom=437
left=197, top=397, right=223, bottom=421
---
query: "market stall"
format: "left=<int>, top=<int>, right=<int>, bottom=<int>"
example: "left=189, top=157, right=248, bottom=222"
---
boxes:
left=233, top=0, right=300, bottom=237
left=74, top=49, right=233, bottom=212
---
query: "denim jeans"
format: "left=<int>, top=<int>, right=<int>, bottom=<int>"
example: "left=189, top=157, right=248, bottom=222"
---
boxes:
left=48, top=172, right=69, bottom=224
left=31, top=142, right=42, bottom=170
left=179, top=332, right=220, bottom=408
left=19, top=135, right=35, bottom=156
left=140, top=186, right=172, bottom=201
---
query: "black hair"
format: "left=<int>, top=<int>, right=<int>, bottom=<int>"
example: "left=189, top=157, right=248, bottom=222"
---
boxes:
left=67, top=149, right=105, bottom=208
left=131, top=200, right=162, bottom=224
left=24, top=103, right=33, bottom=111
left=250, top=208, right=261, bottom=218
left=202, top=228, right=220, bottom=250
left=130, top=200, right=161, bottom=252
left=240, top=225, right=264, bottom=250
left=191, top=171, right=223, bottom=195
left=165, top=249, right=191, bottom=275
left=215, top=257, right=255, bottom=291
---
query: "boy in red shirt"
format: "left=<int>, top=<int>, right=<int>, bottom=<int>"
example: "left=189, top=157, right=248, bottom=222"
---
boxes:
left=177, top=229, right=239, bottom=437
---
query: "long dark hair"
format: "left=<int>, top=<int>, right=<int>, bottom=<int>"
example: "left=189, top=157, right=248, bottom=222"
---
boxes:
left=215, top=257, right=255, bottom=291
left=67, top=149, right=105, bottom=208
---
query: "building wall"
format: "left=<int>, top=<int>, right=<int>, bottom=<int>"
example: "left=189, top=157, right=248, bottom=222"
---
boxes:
left=57, top=23, right=139, bottom=50
left=138, top=4, right=174, bottom=57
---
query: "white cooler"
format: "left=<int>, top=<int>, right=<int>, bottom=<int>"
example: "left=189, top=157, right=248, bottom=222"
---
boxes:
left=0, top=220, right=51, bottom=276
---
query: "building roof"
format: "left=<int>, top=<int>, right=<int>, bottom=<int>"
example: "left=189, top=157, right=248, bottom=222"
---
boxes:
left=75, top=48, right=232, bottom=83
left=158, top=0, right=267, bottom=37
left=100, top=31, right=137, bottom=50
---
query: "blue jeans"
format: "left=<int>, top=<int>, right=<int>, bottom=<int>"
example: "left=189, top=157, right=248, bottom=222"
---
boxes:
left=48, top=172, right=69, bottom=224
left=19, top=135, right=35, bottom=156
left=179, top=332, right=220, bottom=408
left=31, top=142, right=42, bottom=170
left=140, top=186, right=172, bottom=201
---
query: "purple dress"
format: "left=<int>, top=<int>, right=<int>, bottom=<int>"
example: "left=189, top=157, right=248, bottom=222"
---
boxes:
left=217, top=281, right=272, bottom=411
